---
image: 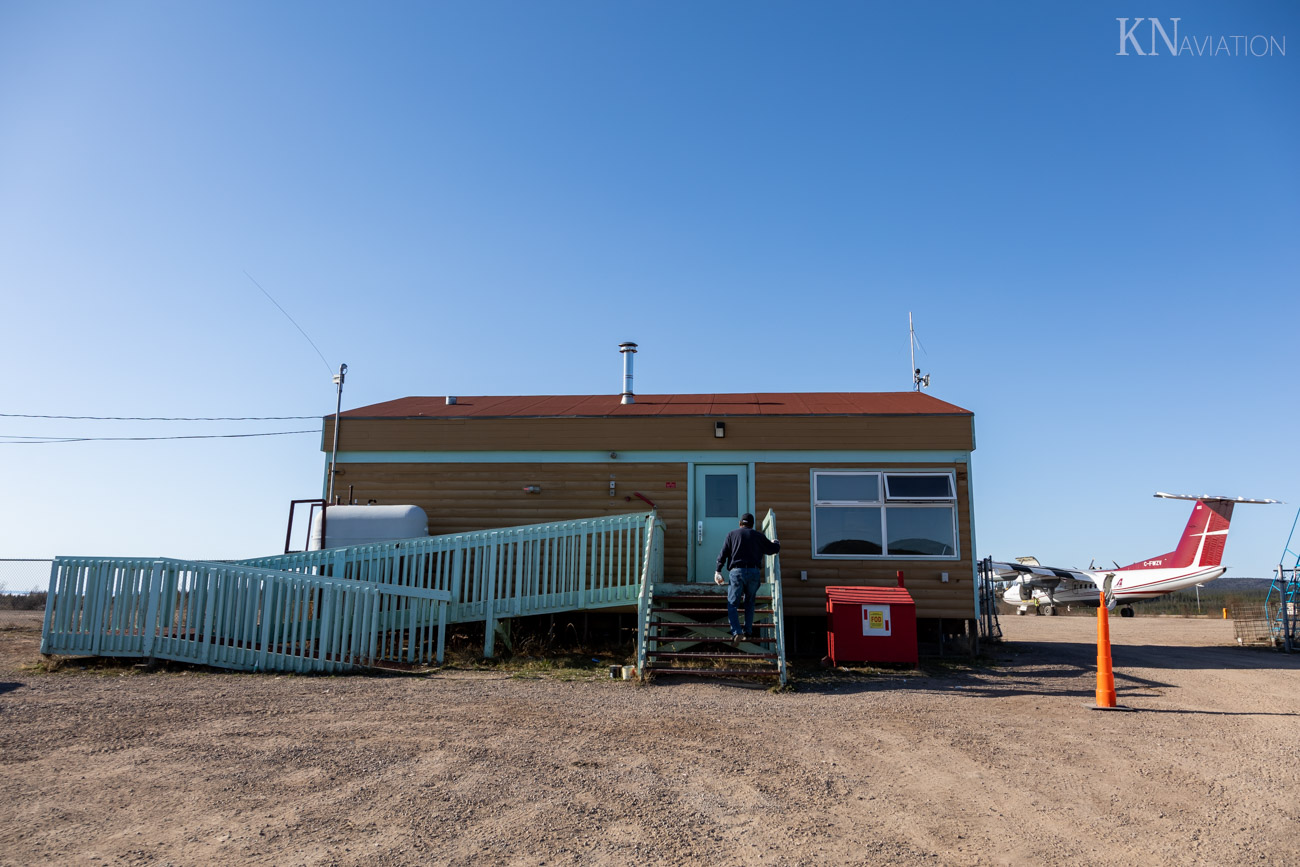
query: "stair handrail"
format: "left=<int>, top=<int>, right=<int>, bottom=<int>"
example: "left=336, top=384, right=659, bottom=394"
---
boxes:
left=761, top=508, right=787, bottom=685
left=636, top=511, right=664, bottom=677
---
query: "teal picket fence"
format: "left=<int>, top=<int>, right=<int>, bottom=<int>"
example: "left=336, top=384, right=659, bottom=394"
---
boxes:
left=41, top=511, right=662, bottom=669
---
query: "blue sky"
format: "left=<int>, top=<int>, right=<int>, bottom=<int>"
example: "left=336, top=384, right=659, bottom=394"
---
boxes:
left=2, top=1, right=1296, bottom=586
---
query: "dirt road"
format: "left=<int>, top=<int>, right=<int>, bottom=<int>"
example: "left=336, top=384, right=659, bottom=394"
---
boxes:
left=2, top=613, right=1297, bottom=866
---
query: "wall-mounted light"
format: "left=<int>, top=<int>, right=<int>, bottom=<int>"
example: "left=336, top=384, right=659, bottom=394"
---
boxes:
left=714, top=421, right=726, bottom=438
left=523, top=485, right=541, bottom=494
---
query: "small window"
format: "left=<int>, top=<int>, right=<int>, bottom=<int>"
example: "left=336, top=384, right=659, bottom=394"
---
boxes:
left=884, top=474, right=953, bottom=500
left=815, top=472, right=879, bottom=503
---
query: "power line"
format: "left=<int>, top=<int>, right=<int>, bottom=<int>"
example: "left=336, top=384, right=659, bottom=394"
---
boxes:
left=0, top=430, right=317, bottom=444
left=0, top=413, right=321, bottom=421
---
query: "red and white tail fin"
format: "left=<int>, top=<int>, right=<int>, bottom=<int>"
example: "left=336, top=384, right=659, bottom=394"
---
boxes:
left=1123, top=491, right=1284, bottom=571
left=1121, top=499, right=1232, bottom=570
left=1121, top=493, right=1280, bottom=571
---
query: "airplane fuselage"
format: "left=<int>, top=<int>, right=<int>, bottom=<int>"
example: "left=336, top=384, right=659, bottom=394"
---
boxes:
left=1002, top=564, right=1227, bottom=609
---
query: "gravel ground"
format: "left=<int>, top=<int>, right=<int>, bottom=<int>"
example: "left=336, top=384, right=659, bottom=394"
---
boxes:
left=2, top=611, right=1298, bottom=866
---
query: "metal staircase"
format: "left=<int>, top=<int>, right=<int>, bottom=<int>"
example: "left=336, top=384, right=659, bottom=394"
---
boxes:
left=1265, top=506, right=1300, bottom=652
left=637, top=510, right=787, bottom=685
left=977, top=557, right=1004, bottom=645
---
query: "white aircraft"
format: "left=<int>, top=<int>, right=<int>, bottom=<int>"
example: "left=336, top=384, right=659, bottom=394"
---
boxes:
left=995, top=492, right=1280, bottom=618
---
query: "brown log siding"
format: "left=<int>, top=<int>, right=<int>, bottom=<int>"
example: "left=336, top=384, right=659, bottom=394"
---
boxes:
left=333, top=461, right=692, bottom=579
left=332, top=457, right=975, bottom=620
left=324, top=414, right=974, bottom=453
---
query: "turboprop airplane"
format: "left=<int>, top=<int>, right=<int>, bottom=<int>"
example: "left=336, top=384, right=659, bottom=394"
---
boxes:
left=995, top=492, right=1280, bottom=618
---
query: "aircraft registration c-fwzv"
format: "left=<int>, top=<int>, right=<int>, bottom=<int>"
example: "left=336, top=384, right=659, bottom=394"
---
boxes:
left=994, top=492, right=1281, bottom=618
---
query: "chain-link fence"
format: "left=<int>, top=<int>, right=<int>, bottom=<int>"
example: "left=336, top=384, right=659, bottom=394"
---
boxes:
left=0, top=560, right=52, bottom=627
left=0, top=559, right=52, bottom=593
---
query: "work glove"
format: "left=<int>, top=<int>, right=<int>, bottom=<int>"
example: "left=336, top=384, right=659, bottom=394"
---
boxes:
left=713, top=571, right=725, bottom=585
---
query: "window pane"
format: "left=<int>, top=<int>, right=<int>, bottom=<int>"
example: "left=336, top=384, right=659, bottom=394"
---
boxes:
left=815, top=473, right=879, bottom=503
left=885, top=474, right=953, bottom=499
left=815, top=506, right=882, bottom=555
left=885, top=507, right=956, bottom=556
left=705, top=475, right=738, bottom=518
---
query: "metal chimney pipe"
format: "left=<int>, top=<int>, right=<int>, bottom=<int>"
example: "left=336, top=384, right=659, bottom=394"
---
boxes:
left=618, top=342, right=638, bottom=404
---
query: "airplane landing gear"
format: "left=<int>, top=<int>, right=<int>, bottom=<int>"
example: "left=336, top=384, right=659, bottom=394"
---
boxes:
left=1119, top=607, right=1135, bottom=618
left=1042, top=604, right=1057, bottom=616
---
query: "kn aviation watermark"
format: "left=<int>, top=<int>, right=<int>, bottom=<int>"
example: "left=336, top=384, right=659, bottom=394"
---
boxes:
left=1116, top=18, right=1286, bottom=57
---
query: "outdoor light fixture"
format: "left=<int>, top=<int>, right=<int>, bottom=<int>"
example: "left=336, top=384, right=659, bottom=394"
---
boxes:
left=714, top=421, right=725, bottom=438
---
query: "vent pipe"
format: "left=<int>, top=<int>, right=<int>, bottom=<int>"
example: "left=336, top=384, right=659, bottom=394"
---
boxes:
left=618, top=342, right=638, bottom=404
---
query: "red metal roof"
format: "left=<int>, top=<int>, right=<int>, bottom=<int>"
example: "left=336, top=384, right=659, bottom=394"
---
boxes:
left=825, top=586, right=916, bottom=605
left=342, top=392, right=972, bottom=420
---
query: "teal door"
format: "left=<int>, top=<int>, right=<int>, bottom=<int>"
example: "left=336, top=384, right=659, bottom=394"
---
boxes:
left=692, top=464, right=751, bottom=582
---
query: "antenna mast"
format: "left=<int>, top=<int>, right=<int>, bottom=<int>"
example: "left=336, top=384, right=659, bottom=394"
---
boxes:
left=909, top=313, right=930, bottom=392
left=327, top=363, right=348, bottom=504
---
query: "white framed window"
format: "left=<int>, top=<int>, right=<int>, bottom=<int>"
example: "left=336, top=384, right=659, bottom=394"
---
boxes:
left=812, top=470, right=958, bottom=559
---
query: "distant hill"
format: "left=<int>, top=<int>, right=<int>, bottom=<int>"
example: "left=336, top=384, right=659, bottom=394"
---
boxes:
left=1212, top=577, right=1273, bottom=590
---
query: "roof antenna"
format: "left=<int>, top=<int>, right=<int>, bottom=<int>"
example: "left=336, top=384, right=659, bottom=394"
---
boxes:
left=909, top=312, right=930, bottom=392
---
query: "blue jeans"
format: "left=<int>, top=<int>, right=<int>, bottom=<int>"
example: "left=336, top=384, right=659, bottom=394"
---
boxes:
left=727, top=567, right=763, bottom=636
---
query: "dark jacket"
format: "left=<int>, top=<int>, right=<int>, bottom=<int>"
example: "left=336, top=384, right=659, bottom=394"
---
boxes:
left=716, top=527, right=781, bottom=572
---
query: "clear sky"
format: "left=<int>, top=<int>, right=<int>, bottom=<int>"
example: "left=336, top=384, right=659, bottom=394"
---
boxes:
left=2, top=1, right=1296, bottom=587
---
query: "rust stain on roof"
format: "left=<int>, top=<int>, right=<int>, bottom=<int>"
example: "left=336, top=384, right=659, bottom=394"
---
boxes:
left=341, top=392, right=972, bottom=419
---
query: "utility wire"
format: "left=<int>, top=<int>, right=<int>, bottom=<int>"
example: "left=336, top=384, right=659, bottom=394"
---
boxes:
left=0, top=413, right=320, bottom=421
left=244, top=271, right=334, bottom=376
left=0, top=430, right=316, bottom=444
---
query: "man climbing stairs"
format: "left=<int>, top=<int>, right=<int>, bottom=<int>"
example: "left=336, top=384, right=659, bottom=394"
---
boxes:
left=638, top=584, right=786, bottom=682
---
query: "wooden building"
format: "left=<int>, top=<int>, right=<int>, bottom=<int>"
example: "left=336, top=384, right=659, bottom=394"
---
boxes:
left=322, top=390, right=978, bottom=625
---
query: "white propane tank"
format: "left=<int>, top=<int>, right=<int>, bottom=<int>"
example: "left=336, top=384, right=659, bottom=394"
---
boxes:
left=308, top=505, right=430, bottom=550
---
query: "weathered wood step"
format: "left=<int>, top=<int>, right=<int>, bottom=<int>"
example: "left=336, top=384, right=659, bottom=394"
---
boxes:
left=646, top=670, right=777, bottom=675
left=648, top=651, right=778, bottom=660
left=647, top=623, right=769, bottom=631
left=647, top=633, right=775, bottom=642
left=651, top=606, right=775, bottom=614
left=646, top=634, right=733, bottom=642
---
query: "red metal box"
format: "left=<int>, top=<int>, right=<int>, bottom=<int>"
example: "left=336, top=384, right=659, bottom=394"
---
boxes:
left=825, top=586, right=918, bottom=666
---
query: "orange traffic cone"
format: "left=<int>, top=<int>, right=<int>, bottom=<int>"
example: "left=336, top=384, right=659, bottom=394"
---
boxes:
left=1095, top=590, right=1118, bottom=708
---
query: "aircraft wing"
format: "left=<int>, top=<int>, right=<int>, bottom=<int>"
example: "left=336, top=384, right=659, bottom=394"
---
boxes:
left=991, top=561, right=1117, bottom=608
left=989, top=561, right=1095, bottom=585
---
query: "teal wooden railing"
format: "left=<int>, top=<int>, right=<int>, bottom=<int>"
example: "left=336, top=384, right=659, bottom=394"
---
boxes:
left=760, top=508, right=788, bottom=685
left=635, top=513, right=666, bottom=675
left=41, top=558, right=451, bottom=672
left=42, top=511, right=661, bottom=670
left=244, top=511, right=657, bottom=657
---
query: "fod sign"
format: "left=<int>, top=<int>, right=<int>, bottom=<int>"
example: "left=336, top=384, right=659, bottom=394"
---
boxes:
left=862, top=604, right=892, bottom=637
